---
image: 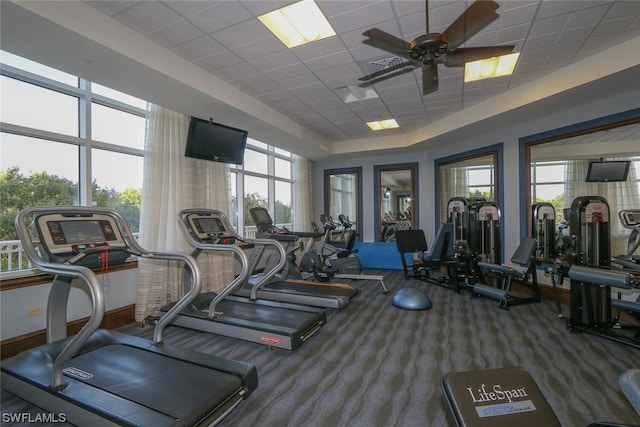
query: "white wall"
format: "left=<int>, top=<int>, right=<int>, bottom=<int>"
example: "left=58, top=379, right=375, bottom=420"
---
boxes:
left=0, top=268, right=138, bottom=341
left=313, top=89, right=640, bottom=260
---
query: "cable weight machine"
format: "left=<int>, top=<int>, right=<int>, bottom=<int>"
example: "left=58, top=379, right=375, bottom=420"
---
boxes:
left=448, top=197, right=501, bottom=263
left=532, top=202, right=556, bottom=259
left=567, top=196, right=612, bottom=328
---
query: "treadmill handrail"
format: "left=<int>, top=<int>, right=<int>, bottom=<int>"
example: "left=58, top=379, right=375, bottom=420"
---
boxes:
left=184, top=245, right=251, bottom=318
left=14, top=206, right=204, bottom=387
left=246, top=237, right=286, bottom=300
left=178, top=208, right=287, bottom=302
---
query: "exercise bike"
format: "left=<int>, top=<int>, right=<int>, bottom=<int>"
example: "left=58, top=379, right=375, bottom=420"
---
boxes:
left=302, top=214, right=361, bottom=276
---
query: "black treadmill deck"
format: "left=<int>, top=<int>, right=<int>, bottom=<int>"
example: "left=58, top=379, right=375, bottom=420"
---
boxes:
left=1, top=330, right=258, bottom=426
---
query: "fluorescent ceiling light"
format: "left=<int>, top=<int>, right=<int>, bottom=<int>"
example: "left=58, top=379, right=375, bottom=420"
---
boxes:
left=259, top=0, right=336, bottom=48
left=464, top=52, right=520, bottom=82
left=367, top=119, right=399, bottom=131
left=335, top=85, right=379, bottom=103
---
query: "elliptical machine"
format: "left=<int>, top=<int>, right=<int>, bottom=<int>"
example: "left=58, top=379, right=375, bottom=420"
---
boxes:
left=613, top=209, right=640, bottom=270
left=303, top=214, right=361, bottom=276
left=250, top=207, right=388, bottom=293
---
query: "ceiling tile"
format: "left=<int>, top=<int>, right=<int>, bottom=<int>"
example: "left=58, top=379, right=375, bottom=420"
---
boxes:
left=171, top=35, right=226, bottom=62
left=185, top=2, right=253, bottom=34
left=147, top=19, right=206, bottom=49
left=86, top=1, right=140, bottom=16
left=115, top=1, right=182, bottom=35
left=211, top=19, right=272, bottom=49
left=68, top=0, right=639, bottom=146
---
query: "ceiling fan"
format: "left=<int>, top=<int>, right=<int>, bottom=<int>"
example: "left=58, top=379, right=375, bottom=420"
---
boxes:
left=360, top=0, right=515, bottom=95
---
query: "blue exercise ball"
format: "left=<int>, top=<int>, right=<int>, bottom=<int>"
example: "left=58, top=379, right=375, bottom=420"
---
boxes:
left=392, top=288, right=432, bottom=310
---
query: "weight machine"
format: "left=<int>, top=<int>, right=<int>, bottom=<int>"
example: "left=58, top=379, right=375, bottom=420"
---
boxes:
left=447, top=197, right=501, bottom=264
left=552, top=196, right=640, bottom=348
left=532, top=202, right=556, bottom=259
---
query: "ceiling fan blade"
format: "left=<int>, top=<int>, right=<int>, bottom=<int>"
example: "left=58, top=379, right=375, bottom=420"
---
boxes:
left=425, top=0, right=430, bottom=33
left=358, top=60, right=416, bottom=82
left=359, top=66, right=416, bottom=86
left=442, top=45, right=515, bottom=67
left=421, top=64, right=439, bottom=95
left=443, top=0, right=500, bottom=50
left=362, top=28, right=411, bottom=56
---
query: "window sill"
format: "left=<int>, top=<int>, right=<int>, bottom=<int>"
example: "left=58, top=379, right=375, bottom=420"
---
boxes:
left=0, top=261, right=138, bottom=291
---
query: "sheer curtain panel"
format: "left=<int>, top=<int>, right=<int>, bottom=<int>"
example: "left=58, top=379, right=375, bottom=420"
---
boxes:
left=293, top=154, right=314, bottom=231
left=136, top=105, right=234, bottom=322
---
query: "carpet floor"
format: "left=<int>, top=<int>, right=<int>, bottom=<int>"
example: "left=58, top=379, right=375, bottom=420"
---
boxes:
left=2, top=268, right=640, bottom=426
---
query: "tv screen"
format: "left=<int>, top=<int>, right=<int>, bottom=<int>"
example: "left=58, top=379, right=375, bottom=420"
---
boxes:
left=185, top=117, right=248, bottom=165
left=585, top=160, right=630, bottom=182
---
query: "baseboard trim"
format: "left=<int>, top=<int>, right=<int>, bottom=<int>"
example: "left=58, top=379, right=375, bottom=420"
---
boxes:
left=540, top=284, right=570, bottom=307
left=0, top=304, right=135, bottom=360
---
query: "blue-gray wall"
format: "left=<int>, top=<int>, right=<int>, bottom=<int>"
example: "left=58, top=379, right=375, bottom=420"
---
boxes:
left=313, top=89, right=640, bottom=262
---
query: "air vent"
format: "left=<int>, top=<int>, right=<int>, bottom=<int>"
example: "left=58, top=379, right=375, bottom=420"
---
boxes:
left=357, top=55, right=415, bottom=76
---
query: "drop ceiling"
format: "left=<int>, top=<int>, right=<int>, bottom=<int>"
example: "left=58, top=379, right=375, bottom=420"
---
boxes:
left=1, top=1, right=639, bottom=160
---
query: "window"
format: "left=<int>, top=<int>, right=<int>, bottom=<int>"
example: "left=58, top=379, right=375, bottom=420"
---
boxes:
left=531, top=161, right=566, bottom=221
left=232, top=141, right=292, bottom=237
left=467, top=164, right=495, bottom=200
left=0, top=50, right=146, bottom=274
left=530, top=157, right=640, bottom=226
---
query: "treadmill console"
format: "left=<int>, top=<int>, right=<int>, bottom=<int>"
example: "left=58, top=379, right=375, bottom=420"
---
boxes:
left=34, top=213, right=128, bottom=266
left=186, top=213, right=236, bottom=244
left=621, top=210, right=640, bottom=228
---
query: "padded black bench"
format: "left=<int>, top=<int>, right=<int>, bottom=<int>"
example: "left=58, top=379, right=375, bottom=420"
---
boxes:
left=442, top=366, right=560, bottom=427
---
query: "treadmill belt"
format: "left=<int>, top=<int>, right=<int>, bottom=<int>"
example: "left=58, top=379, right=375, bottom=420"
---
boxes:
left=267, top=280, right=358, bottom=297
left=192, top=294, right=321, bottom=332
left=65, top=343, right=242, bottom=424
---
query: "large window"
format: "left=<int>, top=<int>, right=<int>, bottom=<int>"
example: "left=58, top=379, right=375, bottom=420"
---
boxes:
left=232, top=140, right=292, bottom=237
left=436, top=151, right=499, bottom=224
left=0, top=50, right=146, bottom=273
left=531, top=157, right=640, bottom=226
left=525, top=115, right=640, bottom=257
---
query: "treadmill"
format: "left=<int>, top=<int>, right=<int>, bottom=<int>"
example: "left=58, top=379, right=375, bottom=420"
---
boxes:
left=247, top=207, right=365, bottom=307
left=181, top=208, right=359, bottom=309
left=161, top=209, right=327, bottom=351
left=2, top=206, right=258, bottom=427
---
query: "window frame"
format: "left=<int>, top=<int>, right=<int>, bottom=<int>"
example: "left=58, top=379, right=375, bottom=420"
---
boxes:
left=1, top=53, right=147, bottom=284
left=231, top=141, right=293, bottom=236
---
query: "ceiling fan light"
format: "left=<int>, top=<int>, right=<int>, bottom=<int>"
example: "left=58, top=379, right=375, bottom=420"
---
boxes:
left=259, top=0, right=336, bottom=48
left=464, top=52, right=520, bottom=82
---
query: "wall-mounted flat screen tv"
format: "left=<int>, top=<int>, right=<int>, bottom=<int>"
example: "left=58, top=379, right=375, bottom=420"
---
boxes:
left=585, top=160, right=630, bottom=182
left=185, top=117, right=248, bottom=165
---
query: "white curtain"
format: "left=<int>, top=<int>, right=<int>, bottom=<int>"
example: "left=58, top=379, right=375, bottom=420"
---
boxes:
left=293, top=154, right=314, bottom=231
left=565, top=159, right=640, bottom=257
left=135, top=104, right=234, bottom=322
left=440, top=165, right=468, bottom=222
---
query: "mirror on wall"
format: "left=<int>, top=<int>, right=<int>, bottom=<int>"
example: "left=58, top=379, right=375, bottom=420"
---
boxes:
left=374, top=163, right=418, bottom=242
left=324, top=168, right=362, bottom=243
left=436, top=149, right=500, bottom=224
left=524, top=113, right=640, bottom=259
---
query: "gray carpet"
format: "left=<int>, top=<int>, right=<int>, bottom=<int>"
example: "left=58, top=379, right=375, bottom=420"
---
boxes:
left=2, top=268, right=640, bottom=426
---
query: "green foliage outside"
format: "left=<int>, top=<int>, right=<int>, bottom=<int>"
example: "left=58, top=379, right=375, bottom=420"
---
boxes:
left=242, top=192, right=291, bottom=227
left=1, top=167, right=141, bottom=271
left=535, top=192, right=566, bottom=223
left=469, top=189, right=491, bottom=200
